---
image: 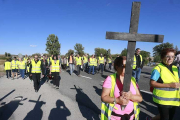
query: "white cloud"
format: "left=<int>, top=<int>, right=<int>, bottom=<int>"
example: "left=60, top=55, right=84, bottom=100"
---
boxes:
left=30, top=45, right=37, bottom=47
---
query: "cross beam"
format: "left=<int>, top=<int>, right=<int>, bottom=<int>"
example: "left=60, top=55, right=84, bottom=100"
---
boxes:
left=106, top=2, right=164, bottom=110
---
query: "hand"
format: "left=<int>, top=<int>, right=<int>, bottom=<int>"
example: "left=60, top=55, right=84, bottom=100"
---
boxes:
left=117, top=96, right=129, bottom=105
left=121, top=91, right=132, bottom=100
left=169, top=83, right=180, bottom=88
left=42, top=75, right=44, bottom=78
left=49, top=72, right=51, bottom=74
left=30, top=74, right=32, bottom=76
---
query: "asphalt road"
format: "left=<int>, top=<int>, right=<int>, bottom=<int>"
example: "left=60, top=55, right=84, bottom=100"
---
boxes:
left=0, top=65, right=180, bottom=120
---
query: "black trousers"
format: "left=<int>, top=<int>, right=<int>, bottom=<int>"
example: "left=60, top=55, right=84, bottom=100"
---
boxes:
left=76, top=65, right=81, bottom=75
left=52, top=72, right=60, bottom=87
left=6, top=70, right=11, bottom=78
left=158, top=105, right=177, bottom=120
left=32, top=73, right=41, bottom=90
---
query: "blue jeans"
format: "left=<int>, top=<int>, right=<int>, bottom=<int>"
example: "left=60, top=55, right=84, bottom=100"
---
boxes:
left=99, top=64, right=104, bottom=73
left=132, top=68, right=141, bottom=83
left=109, top=63, right=112, bottom=70
left=69, top=63, right=74, bottom=75
left=83, top=62, right=88, bottom=71
left=19, top=69, right=25, bottom=78
left=89, top=66, right=94, bottom=75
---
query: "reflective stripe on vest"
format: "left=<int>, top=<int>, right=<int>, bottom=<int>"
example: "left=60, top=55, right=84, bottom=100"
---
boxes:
left=51, top=60, right=60, bottom=72
left=101, top=73, right=140, bottom=120
left=18, top=61, right=25, bottom=69
left=83, top=56, right=88, bottom=63
left=108, top=58, right=112, bottom=63
left=31, top=61, right=41, bottom=73
left=133, top=55, right=142, bottom=69
left=5, top=62, right=11, bottom=70
left=11, top=60, right=19, bottom=69
left=90, top=58, right=95, bottom=66
left=99, top=57, right=104, bottom=64
left=76, top=57, right=82, bottom=65
left=152, top=63, right=180, bottom=106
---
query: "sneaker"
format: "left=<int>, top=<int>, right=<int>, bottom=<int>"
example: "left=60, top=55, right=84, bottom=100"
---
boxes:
left=56, top=86, right=59, bottom=89
left=146, top=116, right=152, bottom=120
left=12, top=78, right=14, bottom=80
left=53, top=85, right=56, bottom=88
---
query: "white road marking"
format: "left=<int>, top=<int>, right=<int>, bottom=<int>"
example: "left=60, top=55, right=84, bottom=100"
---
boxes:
left=140, top=90, right=152, bottom=94
left=80, top=75, right=92, bottom=79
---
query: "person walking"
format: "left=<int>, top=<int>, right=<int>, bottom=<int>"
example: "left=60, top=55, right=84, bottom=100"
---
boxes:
left=29, top=55, right=43, bottom=92
left=89, top=55, right=95, bottom=75
left=101, top=56, right=142, bottom=120
left=104, top=56, right=107, bottom=70
left=94, top=55, right=98, bottom=74
left=108, top=56, right=112, bottom=70
left=41, top=55, right=48, bottom=79
left=4, top=58, right=11, bottom=79
left=82, top=54, right=88, bottom=72
left=11, top=57, right=19, bottom=80
left=50, top=55, right=61, bottom=89
left=26, top=58, right=32, bottom=80
left=132, top=48, right=143, bottom=83
left=68, top=53, right=75, bottom=75
left=75, top=54, right=82, bottom=77
left=18, top=58, right=26, bottom=79
left=146, top=48, right=180, bottom=120
left=98, top=53, right=105, bottom=75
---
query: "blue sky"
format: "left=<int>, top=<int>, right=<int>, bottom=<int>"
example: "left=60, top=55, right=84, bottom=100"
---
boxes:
left=0, top=0, right=180, bottom=56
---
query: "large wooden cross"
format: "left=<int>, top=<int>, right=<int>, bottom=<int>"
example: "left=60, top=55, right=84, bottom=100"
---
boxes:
left=106, top=2, right=164, bottom=109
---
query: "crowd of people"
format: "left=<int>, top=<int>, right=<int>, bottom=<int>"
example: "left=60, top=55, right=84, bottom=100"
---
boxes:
left=4, top=47, right=180, bottom=120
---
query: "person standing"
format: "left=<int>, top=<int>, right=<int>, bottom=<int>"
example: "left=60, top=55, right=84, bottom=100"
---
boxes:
left=89, top=55, right=95, bottom=75
left=29, top=55, right=43, bottom=92
left=108, top=56, right=112, bottom=70
left=24, top=54, right=28, bottom=76
left=63, top=57, right=67, bottom=70
left=68, top=53, right=74, bottom=75
left=104, top=56, right=107, bottom=70
left=75, top=54, right=82, bottom=77
left=18, top=58, right=26, bottom=79
left=82, top=54, right=88, bottom=72
left=11, top=57, right=19, bottom=80
left=4, top=58, right=11, bottom=79
left=98, top=53, right=105, bottom=75
left=132, top=48, right=143, bottom=83
left=50, top=55, right=61, bottom=89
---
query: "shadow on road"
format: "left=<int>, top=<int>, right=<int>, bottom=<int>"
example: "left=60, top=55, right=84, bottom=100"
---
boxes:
left=93, top=86, right=102, bottom=96
left=24, top=95, right=46, bottom=120
left=101, top=75, right=108, bottom=79
left=141, top=72, right=151, bottom=75
left=48, top=99, right=71, bottom=120
left=0, top=89, right=15, bottom=101
left=0, top=96, right=27, bottom=120
left=71, top=85, right=100, bottom=120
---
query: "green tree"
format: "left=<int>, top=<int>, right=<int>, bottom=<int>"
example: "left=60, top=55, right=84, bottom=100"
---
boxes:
left=46, top=34, right=61, bottom=55
left=121, top=48, right=127, bottom=56
left=94, top=48, right=107, bottom=57
left=66, top=49, right=74, bottom=57
left=5, top=52, right=7, bottom=57
left=140, top=50, right=150, bottom=65
left=74, top=43, right=84, bottom=56
left=153, top=42, right=174, bottom=56
left=154, top=55, right=161, bottom=62
left=7, top=53, right=11, bottom=57
left=174, top=45, right=178, bottom=52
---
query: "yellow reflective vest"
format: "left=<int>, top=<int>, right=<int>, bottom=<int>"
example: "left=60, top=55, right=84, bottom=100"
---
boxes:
left=133, top=55, right=142, bottom=69
left=152, top=63, right=180, bottom=106
left=101, top=73, right=140, bottom=120
left=94, top=59, right=97, bottom=66
left=83, top=56, right=88, bottom=63
left=5, top=61, right=11, bottom=70
left=99, top=57, right=104, bottom=64
left=31, top=60, right=41, bottom=73
left=76, top=57, right=82, bottom=65
left=11, top=60, right=19, bottom=69
left=18, top=61, right=25, bottom=69
left=90, top=58, right=95, bottom=66
left=51, top=60, right=60, bottom=72
left=108, top=58, right=112, bottom=63
left=24, top=57, right=28, bottom=63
